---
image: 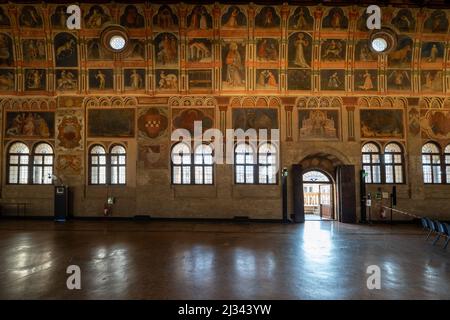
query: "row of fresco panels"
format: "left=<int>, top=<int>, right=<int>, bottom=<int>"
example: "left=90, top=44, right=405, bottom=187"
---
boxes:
left=0, top=33, right=444, bottom=68
left=0, top=68, right=444, bottom=93
left=0, top=5, right=448, bottom=34
left=5, top=108, right=450, bottom=143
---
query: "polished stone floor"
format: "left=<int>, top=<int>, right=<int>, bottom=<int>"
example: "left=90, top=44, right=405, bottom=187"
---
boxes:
left=0, top=219, right=448, bottom=300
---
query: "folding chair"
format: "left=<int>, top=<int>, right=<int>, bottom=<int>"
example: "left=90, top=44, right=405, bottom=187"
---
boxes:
left=436, top=221, right=450, bottom=249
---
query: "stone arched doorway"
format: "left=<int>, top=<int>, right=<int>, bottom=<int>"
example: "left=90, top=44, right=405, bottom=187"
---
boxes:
left=291, top=152, right=357, bottom=224
left=302, top=169, right=334, bottom=220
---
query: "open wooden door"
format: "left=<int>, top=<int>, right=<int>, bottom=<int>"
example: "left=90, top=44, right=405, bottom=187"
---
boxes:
left=291, top=164, right=305, bottom=223
left=319, top=184, right=333, bottom=219
left=336, top=165, right=356, bottom=223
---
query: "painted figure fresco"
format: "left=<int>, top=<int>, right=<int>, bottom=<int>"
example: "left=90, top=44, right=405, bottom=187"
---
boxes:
left=421, top=110, right=450, bottom=139
left=355, top=40, right=377, bottom=62
left=120, top=5, right=145, bottom=28
left=288, top=32, right=312, bottom=68
left=221, top=6, right=247, bottom=28
left=421, top=70, right=443, bottom=92
left=357, top=10, right=370, bottom=31
left=172, top=108, right=214, bottom=135
left=421, top=42, right=444, bottom=63
left=88, top=109, right=135, bottom=137
left=84, top=5, right=111, bottom=28
left=56, top=70, right=78, bottom=91
left=360, top=110, right=404, bottom=139
left=188, top=70, right=212, bottom=90
left=408, top=108, right=420, bottom=136
left=156, top=70, right=179, bottom=91
left=321, top=39, right=346, bottom=62
left=155, top=33, right=178, bottom=67
left=288, top=7, right=313, bottom=30
left=57, top=115, right=82, bottom=149
left=232, top=109, right=278, bottom=131
left=56, top=155, right=82, bottom=175
left=5, top=112, right=54, bottom=138
left=51, top=6, right=70, bottom=28
left=392, top=9, right=415, bottom=32
left=127, top=39, right=146, bottom=60
left=256, top=69, right=279, bottom=89
left=423, top=10, right=448, bottom=33
left=124, top=69, right=145, bottom=90
left=0, top=7, right=10, bottom=27
left=0, top=69, right=14, bottom=90
left=54, top=33, right=78, bottom=67
left=0, top=33, right=13, bottom=66
left=320, top=70, right=345, bottom=90
left=256, top=38, right=279, bottom=62
left=19, top=6, right=43, bottom=28
left=387, top=70, right=411, bottom=90
left=322, top=7, right=348, bottom=30
left=287, top=69, right=311, bottom=90
left=298, top=110, right=339, bottom=139
left=87, top=39, right=113, bottom=60
left=255, top=7, right=280, bottom=29
left=187, top=6, right=212, bottom=30
left=188, top=39, right=212, bottom=63
left=22, top=39, right=46, bottom=62
left=222, top=41, right=245, bottom=89
left=88, top=69, right=113, bottom=90
left=25, top=69, right=46, bottom=91
left=388, top=37, right=413, bottom=68
left=138, top=107, right=169, bottom=141
left=153, top=5, right=178, bottom=30
left=354, top=70, right=377, bottom=91
left=139, top=144, right=169, bottom=169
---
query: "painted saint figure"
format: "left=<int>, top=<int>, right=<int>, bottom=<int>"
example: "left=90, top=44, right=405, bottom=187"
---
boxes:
left=130, top=69, right=143, bottom=89
left=327, top=72, right=341, bottom=89
left=95, top=70, right=106, bottom=89
left=225, top=42, right=244, bottom=87
left=294, top=33, right=310, bottom=68
left=358, top=70, right=374, bottom=90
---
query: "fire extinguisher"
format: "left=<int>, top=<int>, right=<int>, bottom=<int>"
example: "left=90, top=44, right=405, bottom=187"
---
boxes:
left=104, top=203, right=110, bottom=216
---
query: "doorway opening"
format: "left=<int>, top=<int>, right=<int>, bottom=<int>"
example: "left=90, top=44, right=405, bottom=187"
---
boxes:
left=303, top=170, right=334, bottom=221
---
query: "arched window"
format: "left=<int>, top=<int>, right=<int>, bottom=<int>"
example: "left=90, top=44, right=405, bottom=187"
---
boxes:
left=172, top=142, right=192, bottom=184
left=258, top=143, right=277, bottom=184
left=384, top=143, right=404, bottom=184
left=110, top=145, right=126, bottom=185
left=8, top=142, right=30, bottom=184
left=362, top=143, right=381, bottom=184
left=89, top=145, right=107, bottom=185
left=235, top=143, right=255, bottom=184
left=445, top=144, right=450, bottom=184
left=194, top=144, right=213, bottom=184
left=422, top=142, right=442, bottom=184
left=33, top=143, right=53, bottom=184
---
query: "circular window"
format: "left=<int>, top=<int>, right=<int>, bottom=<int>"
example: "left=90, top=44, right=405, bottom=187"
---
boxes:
left=109, top=35, right=126, bottom=51
left=100, top=25, right=129, bottom=53
left=368, top=27, right=397, bottom=54
left=371, top=37, right=388, bottom=52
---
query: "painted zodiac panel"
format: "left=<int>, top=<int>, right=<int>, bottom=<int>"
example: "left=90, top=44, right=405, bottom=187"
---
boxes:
left=187, top=6, right=213, bottom=30
left=354, top=70, right=378, bottom=92
left=221, top=6, right=247, bottom=28
left=287, top=69, right=311, bottom=90
left=120, top=5, right=145, bottom=28
left=24, top=69, right=46, bottom=91
left=84, top=5, right=111, bottom=29
left=124, top=69, right=146, bottom=91
left=54, top=33, right=78, bottom=67
left=88, top=69, right=114, bottom=90
left=256, top=38, right=279, bottom=62
left=56, top=69, right=78, bottom=91
left=322, top=7, right=348, bottom=30
left=0, top=69, right=14, bottom=91
left=288, top=7, right=313, bottom=30
left=321, top=39, right=346, bottom=62
left=255, top=7, right=280, bottom=29
left=19, top=6, right=43, bottom=28
left=423, top=10, right=448, bottom=33
left=22, top=39, right=46, bottom=62
left=320, top=70, right=345, bottom=91
left=154, top=33, right=178, bottom=67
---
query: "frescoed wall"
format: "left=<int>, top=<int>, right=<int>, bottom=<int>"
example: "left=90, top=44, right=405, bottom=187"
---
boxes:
left=0, top=2, right=449, bottom=221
